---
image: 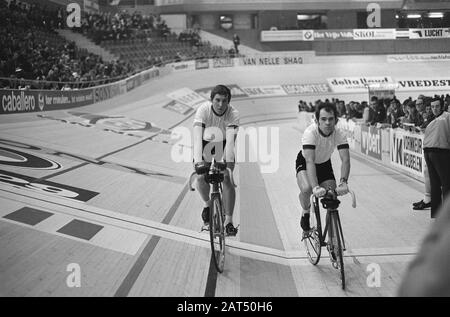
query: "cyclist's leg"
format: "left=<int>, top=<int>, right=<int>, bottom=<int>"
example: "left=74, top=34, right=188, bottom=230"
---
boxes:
left=196, top=175, right=211, bottom=202
left=222, top=165, right=235, bottom=225
left=196, top=174, right=212, bottom=222
left=296, top=170, right=312, bottom=214
left=297, top=170, right=314, bottom=232
left=296, top=151, right=312, bottom=214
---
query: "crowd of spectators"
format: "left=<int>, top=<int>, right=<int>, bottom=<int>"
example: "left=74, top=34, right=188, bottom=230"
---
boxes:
left=0, top=0, right=243, bottom=90
left=299, top=94, right=450, bottom=132
left=76, top=10, right=172, bottom=44
left=178, top=29, right=202, bottom=48
left=0, top=0, right=135, bottom=90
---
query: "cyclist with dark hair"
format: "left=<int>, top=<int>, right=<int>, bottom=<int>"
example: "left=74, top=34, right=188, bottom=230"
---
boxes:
left=193, top=84, right=240, bottom=236
left=296, top=102, right=351, bottom=233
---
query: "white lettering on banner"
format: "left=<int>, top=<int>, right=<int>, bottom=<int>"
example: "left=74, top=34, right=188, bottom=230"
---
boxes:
left=390, top=129, right=424, bottom=177
left=361, top=126, right=382, bottom=160
left=2, top=91, right=36, bottom=113
left=396, top=78, right=450, bottom=91
left=313, top=30, right=353, bottom=40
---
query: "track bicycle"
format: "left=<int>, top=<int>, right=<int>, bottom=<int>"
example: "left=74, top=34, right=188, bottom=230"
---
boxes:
left=302, top=188, right=356, bottom=289
left=189, top=158, right=237, bottom=273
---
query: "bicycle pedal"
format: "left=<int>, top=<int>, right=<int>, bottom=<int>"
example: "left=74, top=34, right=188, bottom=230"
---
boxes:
left=199, top=224, right=210, bottom=232
left=301, top=231, right=311, bottom=241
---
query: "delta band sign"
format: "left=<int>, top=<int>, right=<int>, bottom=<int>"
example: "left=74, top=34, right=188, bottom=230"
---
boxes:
left=390, top=129, right=424, bottom=177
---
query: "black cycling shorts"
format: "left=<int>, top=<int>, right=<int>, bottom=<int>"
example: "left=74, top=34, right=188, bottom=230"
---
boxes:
left=295, top=150, right=335, bottom=184
left=193, top=140, right=235, bottom=163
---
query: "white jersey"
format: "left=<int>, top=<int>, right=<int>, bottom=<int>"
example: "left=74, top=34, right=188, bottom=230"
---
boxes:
left=193, top=103, right=239, bottom=142
left=301, top=123, right=349, bottom=164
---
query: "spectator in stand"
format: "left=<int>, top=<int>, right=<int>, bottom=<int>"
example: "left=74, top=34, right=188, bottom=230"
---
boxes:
left=423, top=98, right=450, bottom=218
left=444, top=94, right=450, bottom=112
left=401, top=101, right=423, bottom=128
left=415, top=96, right=425, bottom=115
left=233, top=33, right=240, bottom=54
left=336, top=100, right=347, bottom=118
left=368, top=96, right=386, bottom=125
left=353, top=102, right=364, bottom=119
left=0, top=1, right=136, bottom=90
left=420, top=100, right=435, bottom=130
left=345, top=101, right=356, bottom=119
left=412, top=99, right=433, bottom=212
left=386, top=98, right=404, bottom=128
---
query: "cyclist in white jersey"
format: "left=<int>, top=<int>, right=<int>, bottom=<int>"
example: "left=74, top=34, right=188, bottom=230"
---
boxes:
left=193, top=85, right=239, bottom=236
left=295, top=102, right=351, bottom=232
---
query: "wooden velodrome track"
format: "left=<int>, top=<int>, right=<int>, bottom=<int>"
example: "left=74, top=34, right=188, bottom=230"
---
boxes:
left=0, top=58, right=443, bottom=297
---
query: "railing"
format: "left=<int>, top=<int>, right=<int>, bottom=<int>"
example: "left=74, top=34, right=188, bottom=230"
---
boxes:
left=0, top=53, right=238, bottom=91
left=0, top=74, right=131, bottom=91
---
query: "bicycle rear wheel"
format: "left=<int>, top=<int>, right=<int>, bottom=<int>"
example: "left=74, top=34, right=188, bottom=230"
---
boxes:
left=303, top=199, right=322, bottom=265
left=330, top=211, right=345, bottom=289
left=210, top=195, right=225, bottom=273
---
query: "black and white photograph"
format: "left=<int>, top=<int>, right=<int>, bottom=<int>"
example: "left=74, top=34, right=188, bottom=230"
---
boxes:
left=1, top=0, right=450, bottom=301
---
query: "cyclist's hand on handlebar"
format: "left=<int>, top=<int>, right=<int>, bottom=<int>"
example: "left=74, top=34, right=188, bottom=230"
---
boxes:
left=336, top=182, right=349, bottom=196
left=194, top=161, right=208, bottom=174
left=312, top=186, right=326, bottom=197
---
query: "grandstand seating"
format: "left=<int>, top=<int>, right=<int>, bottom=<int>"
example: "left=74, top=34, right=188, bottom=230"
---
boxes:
left=100, top=34, right=230, bottom=69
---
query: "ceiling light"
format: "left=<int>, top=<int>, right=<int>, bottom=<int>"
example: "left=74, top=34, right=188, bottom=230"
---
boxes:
left=428, top=12, right=444, bottom=18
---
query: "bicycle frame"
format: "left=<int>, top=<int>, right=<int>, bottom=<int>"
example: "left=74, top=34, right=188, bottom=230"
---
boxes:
left=188, top=158, right=237, bottom=272
left=304, top=188, right=356, bottom=289
left=309, top=189, right=356, bottom=248
left=315, top=197, right=346, bottom=251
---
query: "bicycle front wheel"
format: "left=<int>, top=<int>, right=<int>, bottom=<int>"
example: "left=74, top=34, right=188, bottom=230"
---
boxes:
left=330, top=211, right=345, bottom=289
left=210, top=195, right=225, bottom=273
left=303, top=199, right=322, bottom=265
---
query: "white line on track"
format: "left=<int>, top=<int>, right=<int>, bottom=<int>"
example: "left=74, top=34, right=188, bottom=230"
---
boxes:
left=0, top=184, right=418, bottom=267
